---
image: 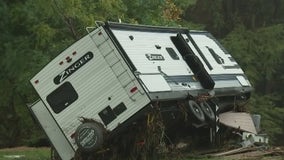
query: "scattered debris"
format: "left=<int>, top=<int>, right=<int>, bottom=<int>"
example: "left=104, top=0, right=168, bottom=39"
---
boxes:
left=211, top=146, right=260, bottom=157
left=241, top=132, right=269, bottom=147
left=219, top=112, right=257, bottom=134
left=206, top=145, right=284, bottom=160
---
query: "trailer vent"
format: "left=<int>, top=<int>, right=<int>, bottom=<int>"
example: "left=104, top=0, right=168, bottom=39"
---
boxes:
left=129, top=35, right=134, bottom=40
left=155, top=45, right=161, bottom=49
left=34, top=80, right=39, bottom=84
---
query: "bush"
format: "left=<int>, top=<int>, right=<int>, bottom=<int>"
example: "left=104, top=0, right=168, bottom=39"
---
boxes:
left=248, top=94, right=284, bottom=145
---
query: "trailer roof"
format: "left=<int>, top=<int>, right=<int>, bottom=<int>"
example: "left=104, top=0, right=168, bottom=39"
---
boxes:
left=103, top=21, right=189, bottom=34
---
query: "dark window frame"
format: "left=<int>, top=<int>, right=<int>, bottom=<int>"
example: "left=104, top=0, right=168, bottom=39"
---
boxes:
left=46, top=82, right=78, bottom=114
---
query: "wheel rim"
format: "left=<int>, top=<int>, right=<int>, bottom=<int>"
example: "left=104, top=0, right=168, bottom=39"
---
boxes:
left=188, top=100, right=205, bottom=122
left=200, top=102, right=215, bottom=121
left=75, top=122, right=104, bottom=152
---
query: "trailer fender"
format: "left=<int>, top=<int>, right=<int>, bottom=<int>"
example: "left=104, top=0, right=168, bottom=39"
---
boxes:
left=75, top=122, right=104, bottom=152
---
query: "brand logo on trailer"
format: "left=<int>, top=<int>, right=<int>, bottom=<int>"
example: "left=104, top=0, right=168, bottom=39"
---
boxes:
left=145, top=54, right=165, bottom=61
left=54, top=52, right=94, bottom=85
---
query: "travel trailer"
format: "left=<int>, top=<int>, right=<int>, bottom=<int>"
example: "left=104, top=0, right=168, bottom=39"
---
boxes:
left=28, top=22, right=253, bottom=159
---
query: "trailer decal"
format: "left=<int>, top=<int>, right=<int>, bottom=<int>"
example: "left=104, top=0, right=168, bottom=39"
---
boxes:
left=54, top=52, right=94, bottom=84
left=145, top=53, right=165, bottom=61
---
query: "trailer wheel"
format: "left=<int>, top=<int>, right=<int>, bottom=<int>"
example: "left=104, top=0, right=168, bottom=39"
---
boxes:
left=188, top=100, right=205, bottom=122
left=75, top=122, right=104, bottom=152
left=199, top=101, right=215, bottom=121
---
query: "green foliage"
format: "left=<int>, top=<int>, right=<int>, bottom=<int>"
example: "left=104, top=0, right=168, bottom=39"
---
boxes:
left=222, top=24, right=284, bottom=96
left=185, top=0, right=284, bottom=37
left=184, top=0, right=226, bottom=36
left=122, top=0, right=165, bottom=24
left=221, top=26, right=258, bottom=85
left=248, top=94, right=284, bottom=145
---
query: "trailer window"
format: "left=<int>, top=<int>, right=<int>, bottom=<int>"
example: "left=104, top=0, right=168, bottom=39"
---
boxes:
left=46, top=82, right=78, bottom=114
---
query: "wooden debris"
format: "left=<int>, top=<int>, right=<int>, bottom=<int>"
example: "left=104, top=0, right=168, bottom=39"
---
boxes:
left=211, top=146, right=258, bottom=157
left=209, top=146, right=284, bottom=160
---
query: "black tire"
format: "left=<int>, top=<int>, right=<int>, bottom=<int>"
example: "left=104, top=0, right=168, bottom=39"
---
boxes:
left=51, top=147, right=61, bottom=160
left=187, top=100, right=205, bottom=122
left=75, top=122, right=104, bottom=152
left=199, top=101, right=215, bottom=121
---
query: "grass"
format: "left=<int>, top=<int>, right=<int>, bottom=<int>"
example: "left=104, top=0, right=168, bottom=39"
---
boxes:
left=0, top=147, right=50, bottom=160
left=0, top=148, right=222, bottom=160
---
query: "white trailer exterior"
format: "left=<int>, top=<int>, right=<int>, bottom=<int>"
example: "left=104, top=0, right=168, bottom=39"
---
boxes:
left=28, top=100, right=75, bottom=160
left=30, top=25, right=151, bottom=153
left=29, top=22, right=253, bottom=159
left=105, top=23, right=252, bottom=100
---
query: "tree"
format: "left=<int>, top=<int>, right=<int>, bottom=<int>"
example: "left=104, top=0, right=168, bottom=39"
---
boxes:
left=184, top=0, right=226, bottom=36
left=0, top=0, right=128, bottom=147
left=184, top=0, right=284, bottom=37
left=122, top=0, right=165, bottom=24
left=249, top=94, right=284, bottom=145
left=222, top=24, right=284, bottom=96
left=1, top=0, right=283, bottom=147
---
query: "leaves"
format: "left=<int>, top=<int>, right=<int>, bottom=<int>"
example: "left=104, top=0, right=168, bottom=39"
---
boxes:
left=33, top=23, right=56, bottom=49
left=248, top=94, right=284, bottom=144
left=222, top=24, right=284, bottom=95
left=163, top=0, right=183, bottom=21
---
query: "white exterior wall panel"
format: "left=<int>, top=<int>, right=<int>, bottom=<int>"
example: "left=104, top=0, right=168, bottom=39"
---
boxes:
left=30, top=26, right=151, bottom=151
left=110, top=28, right=250, bottom=94
left=30, top=101, right=75, bottom=160
left=111, top=30, right=191, bottom=76
left=188, top=33, right=244, bottom=75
